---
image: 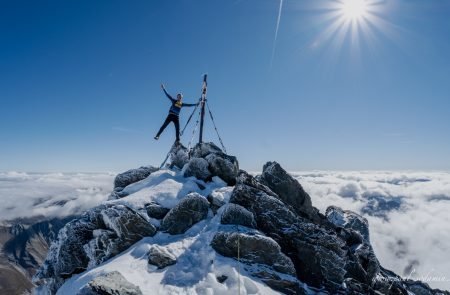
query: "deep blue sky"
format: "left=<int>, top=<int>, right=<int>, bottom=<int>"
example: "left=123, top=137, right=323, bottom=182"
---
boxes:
left=1, top=0, right=450, bottom=172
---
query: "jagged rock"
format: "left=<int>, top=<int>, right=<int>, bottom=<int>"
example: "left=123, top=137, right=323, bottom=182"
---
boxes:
left=147, top=245, right=177, bottom=269
left=258, top=161, right=316, bottom=220
left=220, top=203, right=256, bottom=228
left=78, top=271, right=142, bottom=295
left=211, top=231, right=296, bottom=276
left=230, top=171, right=346, bottom=291
left=161, top=193, right=209, bottom=234
left=326, top=205, right=370, bottom=242
left=183, top=158, right=211, bottom=181
left=170, top=143, right=189, bottom=169
left=189, top=142, right=239, bottom=186
left=145, top=202, right=170, bottom=219
left=113, top=166, right=158, bottom=189
left=34, top=204, right=156, bottom=293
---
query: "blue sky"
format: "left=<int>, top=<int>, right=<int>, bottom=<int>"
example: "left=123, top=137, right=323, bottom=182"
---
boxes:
left=1, top=0, right=449, bottom=172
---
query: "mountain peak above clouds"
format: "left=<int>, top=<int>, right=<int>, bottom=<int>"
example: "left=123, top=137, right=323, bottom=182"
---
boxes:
left=33, top=142, right=450, bottom=294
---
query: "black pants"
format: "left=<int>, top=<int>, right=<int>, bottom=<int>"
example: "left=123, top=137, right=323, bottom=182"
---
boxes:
left=156, top=113, right=180, bottom=141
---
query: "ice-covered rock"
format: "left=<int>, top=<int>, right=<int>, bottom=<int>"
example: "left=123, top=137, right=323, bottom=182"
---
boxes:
left=78, top=271, right=142, bottom=295
left=220, top=203, right=256, bottom=228
left=160, top=192, right=209, bottom=234
left=147, top=245, right=177, bottom=269
left=113, top=166, right=158, bottom=190
left=183, top=157, right=211, bottom=181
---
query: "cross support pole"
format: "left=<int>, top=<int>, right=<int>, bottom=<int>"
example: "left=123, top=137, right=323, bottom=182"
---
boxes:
left=198, top=74, right=208, bottom=144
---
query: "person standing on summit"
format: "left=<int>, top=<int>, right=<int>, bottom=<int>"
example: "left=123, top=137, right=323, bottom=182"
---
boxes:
left=154, top=84, right=198, bottom=142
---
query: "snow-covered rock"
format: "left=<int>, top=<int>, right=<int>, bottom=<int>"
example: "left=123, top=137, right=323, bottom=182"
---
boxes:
left=160, top=192, right=209, bottom=234
left=78, top=271, right=142, bottom=295
left=147, top=245, right=177, bottom=269
left=113, top=166, right=158, bottom=190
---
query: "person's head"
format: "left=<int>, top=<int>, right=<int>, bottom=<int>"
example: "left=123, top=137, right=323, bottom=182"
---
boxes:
left=177, top=93, right=183, bottom=101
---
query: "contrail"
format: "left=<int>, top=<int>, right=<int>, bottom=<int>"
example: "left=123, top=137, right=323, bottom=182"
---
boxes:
left=270, top=0, right=283, bottom=69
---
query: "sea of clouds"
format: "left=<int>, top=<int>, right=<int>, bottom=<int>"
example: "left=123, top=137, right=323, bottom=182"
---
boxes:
left=0, top=170, right=449, bottom=290
left=0, top=171, right=114, bottom=224
left=294, top=171, right=450, bottom=291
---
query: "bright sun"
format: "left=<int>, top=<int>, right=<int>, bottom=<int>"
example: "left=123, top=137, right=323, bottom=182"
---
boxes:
left=341, top=0, right=368, bottom=20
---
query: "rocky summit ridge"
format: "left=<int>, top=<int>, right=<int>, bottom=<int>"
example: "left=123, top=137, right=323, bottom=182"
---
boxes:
left=33, top=142, right=449, bottom=295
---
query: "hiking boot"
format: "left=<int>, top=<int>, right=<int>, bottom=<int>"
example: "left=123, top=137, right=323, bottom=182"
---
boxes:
left=154, top=136, right=159, bottom=140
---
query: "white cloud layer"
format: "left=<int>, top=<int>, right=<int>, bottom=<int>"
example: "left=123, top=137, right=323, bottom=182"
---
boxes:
left=0, top=171, right=115, bottom=223
left=293, top=171, right=450, bottom=291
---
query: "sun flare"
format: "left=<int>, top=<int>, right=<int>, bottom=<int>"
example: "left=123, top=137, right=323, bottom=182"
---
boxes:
left=341, top=0, right=368, bottom=20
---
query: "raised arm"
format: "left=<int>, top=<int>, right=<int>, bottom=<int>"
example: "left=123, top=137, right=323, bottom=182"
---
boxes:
left=182, top=99, right=200, bottom=107
left=161, top=84, right=176, bottom=102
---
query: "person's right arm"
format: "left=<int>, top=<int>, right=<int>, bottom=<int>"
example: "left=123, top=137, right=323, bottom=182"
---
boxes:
left=161, top=84, right=176, bottom=102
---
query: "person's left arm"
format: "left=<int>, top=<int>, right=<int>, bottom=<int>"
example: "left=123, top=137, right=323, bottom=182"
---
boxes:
left=182, top=101, right=200, bottom=107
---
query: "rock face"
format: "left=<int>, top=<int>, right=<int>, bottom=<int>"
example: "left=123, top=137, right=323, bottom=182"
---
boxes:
left=169, top=143, right=190, bottom=169
left=78, top=271, right=142, bottom=295
left=34, top=204, right=156, bottom=293
left=160, top=192, right=209, bottom=234
left=147, top=245, right=177, bottom=269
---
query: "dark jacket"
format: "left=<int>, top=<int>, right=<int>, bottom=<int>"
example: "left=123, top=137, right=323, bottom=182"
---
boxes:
left=163, top=89, right=197, bottom=116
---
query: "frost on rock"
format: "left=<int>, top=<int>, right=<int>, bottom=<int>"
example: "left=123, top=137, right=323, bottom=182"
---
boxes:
left=78, top=271, right=143, bottom=295
left=183, top=157, right=211, bottom=181
left=160, top=192, right=209, bottom=234
left=220, top=203, right=256, bottom=228
left=186, top=142, right=239, bottom=186
left=169, top=143, right=190, bottom=169
left=211, top=231, right=303, bottom=294
left=144, top=202, right=170, bottom=220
